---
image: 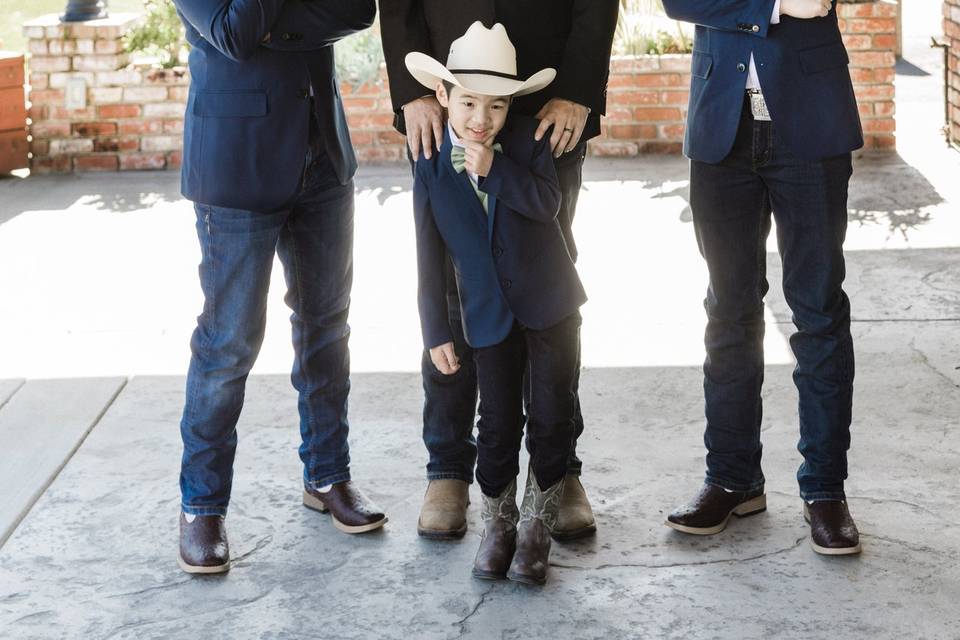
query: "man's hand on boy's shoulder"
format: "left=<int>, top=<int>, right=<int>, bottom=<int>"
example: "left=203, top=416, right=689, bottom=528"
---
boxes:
left=430, top=342, right=461, bottom=375
left=535, top=98, right=590, bottom=158
left=461, top=140, right=496, bottom=178
left=403, top=96, right=445, bottom=161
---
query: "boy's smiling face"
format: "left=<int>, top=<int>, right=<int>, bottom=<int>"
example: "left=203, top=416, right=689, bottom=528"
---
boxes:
left=436, top=83, right=510, bottom=146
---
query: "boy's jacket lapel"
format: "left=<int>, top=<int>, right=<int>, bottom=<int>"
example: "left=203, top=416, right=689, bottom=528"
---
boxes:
left=440, top=132, right=490, bottom=224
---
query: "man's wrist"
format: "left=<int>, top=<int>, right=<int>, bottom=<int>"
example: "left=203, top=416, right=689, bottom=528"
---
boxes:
left=550, top=96, right=590, bottom=113
left=403, top=94, right=437, bottom=111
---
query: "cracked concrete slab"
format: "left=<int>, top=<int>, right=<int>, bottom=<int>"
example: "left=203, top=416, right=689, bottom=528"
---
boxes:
left=0, top=379, right=24, bottom=409
left=0, top=377, right=127, bottom=546
left=0, top=312, right=957, bottom=639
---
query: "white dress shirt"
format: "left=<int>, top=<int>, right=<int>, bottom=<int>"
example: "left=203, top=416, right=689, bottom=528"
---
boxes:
left=746, top=0, right=781, bottom=90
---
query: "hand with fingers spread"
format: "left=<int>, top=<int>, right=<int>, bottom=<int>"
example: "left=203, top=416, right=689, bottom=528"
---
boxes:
left=430, top=342, right=461, bottom=375
left=403, top=95, right=445, bottom=160
left=460, top=140, right=496, bottom=177
left=534, top=98, right=590, bottom=158
left=780, top=0, right=832, bottom=19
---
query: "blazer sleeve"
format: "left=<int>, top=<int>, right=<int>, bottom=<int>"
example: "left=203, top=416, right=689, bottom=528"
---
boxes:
left=413, top=165, right=454, bottom=350
left=261, top=0, right=376, bottom=51
left=174, top=0, right=286, bottom=61
left=379, top=0, right=437, bottom=115
left=480, top=132, right=561, bottom=225
left=550, top=0, right=619, bottom=115
left=661, top=0, right=778, bottom=37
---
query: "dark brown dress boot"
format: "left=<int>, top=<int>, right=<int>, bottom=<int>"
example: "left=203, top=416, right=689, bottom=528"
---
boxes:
left=178, top=512, right=230, bottom=574
left=473, top=479, right=519, bottom=580
left=665, top=483, right=767, bottom=535
left=804, top=500, right=861, bottom=555
left=303, top=481, right=388, bottom=534
left=507, top=472, right=564, bottom=586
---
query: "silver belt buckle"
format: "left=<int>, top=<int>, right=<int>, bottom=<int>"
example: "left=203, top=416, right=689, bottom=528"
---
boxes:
left=748, top=89, right=772, bottom=122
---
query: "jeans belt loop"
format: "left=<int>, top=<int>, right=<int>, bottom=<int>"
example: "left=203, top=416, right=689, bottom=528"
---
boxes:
left=747, top=89, right=772, bottom=122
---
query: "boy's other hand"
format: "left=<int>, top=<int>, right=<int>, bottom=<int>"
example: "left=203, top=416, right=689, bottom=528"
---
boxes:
left=780, top=0, right=831, bottom=19
left=430, top=342, right=461, bottom=375
left=403, top=96, right=445, bottom=160
left=461, top=141, right=495, bottom=177
left=535, top=98, right=589, bottom=158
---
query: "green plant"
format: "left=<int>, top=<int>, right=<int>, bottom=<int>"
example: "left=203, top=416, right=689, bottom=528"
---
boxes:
left=615, top=0, right=692, bottom=56
left=334, top=20, right=384, bottom=88
left=124, top=0, right=189, bottom=69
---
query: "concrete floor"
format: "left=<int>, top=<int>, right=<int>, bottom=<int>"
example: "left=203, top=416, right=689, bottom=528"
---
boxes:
left=1, top=6, right=959, bottom=638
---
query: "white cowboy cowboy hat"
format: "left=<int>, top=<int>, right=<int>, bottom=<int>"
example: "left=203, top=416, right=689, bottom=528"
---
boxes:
left=404, top=21, right=556, bottom=97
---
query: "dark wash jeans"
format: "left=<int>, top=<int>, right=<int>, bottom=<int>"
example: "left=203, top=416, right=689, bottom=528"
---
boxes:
left=474, top=314, right=582, bottom=498
left=689, top=96, right=855, bottom=502
left=180, top=144, right=355, bottom=516
left=413, top=141, right=588, bottom=484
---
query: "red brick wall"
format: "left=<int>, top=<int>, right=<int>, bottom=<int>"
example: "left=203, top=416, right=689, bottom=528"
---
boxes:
left=945, top=0, right=960, bottom=146
left=837, top=0, right=898, bottom=150
left=24, top=14, right=186, bottom=174
left=22, top=1, right=899, bottom=172
left=587, top=55, right=689, bottom=157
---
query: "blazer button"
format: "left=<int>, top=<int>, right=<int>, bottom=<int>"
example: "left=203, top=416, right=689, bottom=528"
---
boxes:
left=737, top=63, right=747, bottom=73
left=501, top=279, right=512, bottom=290
left=493, top=246, right=504, bottom=258
left=281, top=32, right=292, bottom=41
left=751, top=24, right=760, bottom=32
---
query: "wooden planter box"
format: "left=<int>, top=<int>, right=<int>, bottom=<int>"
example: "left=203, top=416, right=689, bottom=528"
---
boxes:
left=0, top=52, right=28, bottom=174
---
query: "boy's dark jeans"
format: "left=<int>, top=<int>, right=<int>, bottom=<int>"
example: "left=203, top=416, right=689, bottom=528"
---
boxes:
left=417, top=142, right=587, bottom=484
left=179, top=143, right=355, bottom=516
left=474, top=314, right=582, bottom=497
left=689, top=97, right=855, bottom=502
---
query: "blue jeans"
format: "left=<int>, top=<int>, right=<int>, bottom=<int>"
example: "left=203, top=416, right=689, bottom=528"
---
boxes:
left=179, top=147, right=355, bottom=516
left=415, top=142, right=588, bottom=483
left=689, top=96, right=855, bottom=501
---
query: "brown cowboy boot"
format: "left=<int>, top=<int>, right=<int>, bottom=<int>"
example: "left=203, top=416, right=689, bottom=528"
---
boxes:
left=417, top=479, right=470, bottom=540
left=552, top=474, right=597, bottom=541
left=472, top=479, right=519, bottom=580
left=507, top=471, right=564, bottom=585
left=178, top=512, right=230, bottom=574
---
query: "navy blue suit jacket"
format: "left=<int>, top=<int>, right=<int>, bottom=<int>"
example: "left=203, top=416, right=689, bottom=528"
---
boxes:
left=662, top=0, right=863, bottom=163
left=174, top=0, right=375, bottom=211
left=414, top=116, right=587, bottom=350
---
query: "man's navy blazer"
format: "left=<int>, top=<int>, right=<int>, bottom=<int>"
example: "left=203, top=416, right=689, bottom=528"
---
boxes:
left=413, top=116, right=587, bottom=350
left=662, top=0, right=863, bottom=163
left=173, top=0, right=375, bottom=211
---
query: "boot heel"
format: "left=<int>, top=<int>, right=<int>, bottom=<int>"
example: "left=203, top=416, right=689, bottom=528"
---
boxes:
left=302, top=490, right=330, bottom=513
left=732, top=494, right=766, bottom=517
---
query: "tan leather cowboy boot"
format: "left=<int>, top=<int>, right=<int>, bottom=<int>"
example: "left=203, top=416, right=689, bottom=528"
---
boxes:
left=417, top=479, right=470, bottom=539
left=472, top=479, right=519, bottom=580
left=553, top=474, right=597, bottom=541
left=507, top=471, right=564, bottom=585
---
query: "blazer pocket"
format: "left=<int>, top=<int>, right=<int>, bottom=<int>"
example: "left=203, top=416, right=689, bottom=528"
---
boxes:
left=799, top=42, right=850, bottom=75
left=193, top=91, right=268, bottom=118
left=691, top=51, right=713, bottom=80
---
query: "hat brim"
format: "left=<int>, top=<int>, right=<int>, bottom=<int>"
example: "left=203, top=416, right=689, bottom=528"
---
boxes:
left=404, top=52, right=555, bottom=98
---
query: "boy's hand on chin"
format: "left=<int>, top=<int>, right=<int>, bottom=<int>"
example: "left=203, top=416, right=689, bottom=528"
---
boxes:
left=461, top=141, right=495, bottom=177
left=430, top=342, right=461, bottom=375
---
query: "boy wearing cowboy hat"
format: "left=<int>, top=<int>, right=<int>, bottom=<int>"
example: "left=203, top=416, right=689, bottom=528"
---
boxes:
left=406, top=22, right=586, bottom=585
